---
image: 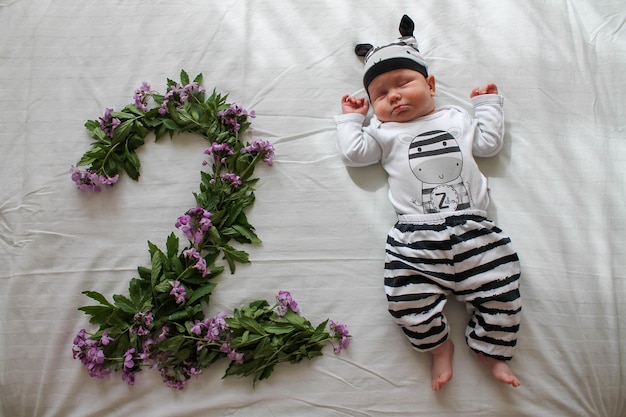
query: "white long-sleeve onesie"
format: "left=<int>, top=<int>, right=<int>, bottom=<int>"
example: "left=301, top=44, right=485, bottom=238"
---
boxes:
left=334, top=94, right=505, bottom=216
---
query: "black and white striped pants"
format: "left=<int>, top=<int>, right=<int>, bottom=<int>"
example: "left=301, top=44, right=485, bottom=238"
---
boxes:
left=384, top=211, right=521, bottom=361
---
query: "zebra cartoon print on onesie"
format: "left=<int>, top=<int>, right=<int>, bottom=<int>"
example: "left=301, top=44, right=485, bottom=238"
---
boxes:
left=408, top=129, right=472, bottom=213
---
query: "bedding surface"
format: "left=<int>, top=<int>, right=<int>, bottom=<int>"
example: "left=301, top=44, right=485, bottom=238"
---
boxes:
left=1, top=1, right=625, bottom=416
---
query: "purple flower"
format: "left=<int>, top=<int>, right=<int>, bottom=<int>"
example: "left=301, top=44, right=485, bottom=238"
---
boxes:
left=98, top=107, right=121, bottom=139
left=187, top=313, right=228, bottom=342
left=70, top=165, right=119, bottom=192
left=329, top=320, right=351, bottom=354
left=276, top=290, right=300, bottom=317
left=217, top=103, right=255, bottom=132
left=220, top=173, right=242, bottom=188
left=157, top=81, right=205, bottom=116
left=175, top=207, right=212, bottom=246
left=160, top=367, right=188, bottom=390
left=72, top=329, right=111, bottom=379
left=100, top=332, right=114, bottom=346
left=130, top=311, right=153, bottom=336
left=179, top=81, right=205, bottom=104
left=183, top=248, right=210, bottom=277
left=242, top=139, right=275, bottom=166
left=190, top=319, right=205, bottom=336
left=203, top=143, right=234, bottom=163
left=157, top=325, right=169, bottom=342
left=121, top=348, right=137, bottom=385
left=204, top=311, right=229, bottom=342
left=188, top=367, right=203, bottom=376
left=138, top=338, right=155, bottom=363
left=220, top=342, right=244, bottom=364
left=133, top=81, right=151, bottom=112
left=169, top=280, right=188, bottom=305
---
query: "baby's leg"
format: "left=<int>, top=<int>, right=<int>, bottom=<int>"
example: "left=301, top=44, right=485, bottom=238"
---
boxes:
left=387, top=292, right=452, bottom=390
left=477, top=353, right=520, bottom=387
left=430, top=339, right=454, bottom=390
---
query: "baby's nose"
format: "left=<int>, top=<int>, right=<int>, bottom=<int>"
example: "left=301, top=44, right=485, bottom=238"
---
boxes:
left=389, top=91, right=401, bottom=102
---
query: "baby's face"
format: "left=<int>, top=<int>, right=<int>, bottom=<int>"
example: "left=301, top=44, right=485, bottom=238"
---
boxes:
left=368, top=69, right=436, bottom=123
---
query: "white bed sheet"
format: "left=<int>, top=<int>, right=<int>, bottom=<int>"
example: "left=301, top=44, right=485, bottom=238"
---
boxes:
left=1, top=1, right=625, bottom=416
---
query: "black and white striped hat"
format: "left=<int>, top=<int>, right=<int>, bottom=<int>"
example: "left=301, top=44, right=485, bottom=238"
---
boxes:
left=355, top=15, right=428, bottom=92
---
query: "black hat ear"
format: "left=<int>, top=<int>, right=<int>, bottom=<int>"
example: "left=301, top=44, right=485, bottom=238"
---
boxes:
left=399, top=15, right=415, bottom=37
left=355, top=43, right=374, bottom=58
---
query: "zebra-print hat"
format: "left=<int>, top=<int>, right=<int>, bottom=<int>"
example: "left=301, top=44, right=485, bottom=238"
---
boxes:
left=355, top=15, right=428, bottom=92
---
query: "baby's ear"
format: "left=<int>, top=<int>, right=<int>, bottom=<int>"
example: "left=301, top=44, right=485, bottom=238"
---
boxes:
left=399, top=15, right=415, bottom=37
left=355, top=43, right=374, bottom=58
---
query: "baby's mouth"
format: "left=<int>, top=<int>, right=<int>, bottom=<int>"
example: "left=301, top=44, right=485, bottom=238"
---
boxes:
left=392, top=104, right=409, bottom=114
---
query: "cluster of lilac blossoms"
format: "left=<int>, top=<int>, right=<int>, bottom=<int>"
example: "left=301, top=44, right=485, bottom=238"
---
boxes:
left=133, top=81, right=151, bottom=112
left=242, top=139, right=275, bottom=166
left=169, top=280, right=188, bottom=305
left=72, top=329, right=112, bottom=379
left=158, top=81, right=206, bottom=115
left=219, top=173, right=242, bottom=188
left=130, top=311, right=153, bottom=336
left=99, top=108, right=121, bottom=139
left=189, top=312, right=244, bottom=364
left=175, top=206, right=212, bottom=246
left=217, top=103, right=255, bottom=132
left=203, top=142, right=234, bottom=165
left=329, top=320, right=351, bottom=354
left=276, top=290, right=300, bottom=317
left=121, top=348, right=137, bottom=385
left=70, top=165, right=119, bottom=192
left=182, top=247, right=209, bottom=277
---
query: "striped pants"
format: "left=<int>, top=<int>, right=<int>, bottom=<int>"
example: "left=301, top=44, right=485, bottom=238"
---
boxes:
left=384, top=211, right=521, bottom=360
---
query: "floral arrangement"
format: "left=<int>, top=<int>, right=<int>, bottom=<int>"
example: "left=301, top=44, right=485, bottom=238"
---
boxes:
left=71, top=70, right=350, bottom=389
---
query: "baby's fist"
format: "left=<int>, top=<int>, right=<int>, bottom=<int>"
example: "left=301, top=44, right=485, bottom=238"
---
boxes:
left=470, top=83, right=498, bottom=98
left=341, top=95, right=369, bottom=116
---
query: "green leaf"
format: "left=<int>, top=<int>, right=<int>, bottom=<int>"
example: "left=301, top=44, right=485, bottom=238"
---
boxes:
left=208, top=226, right=221, bottom=243
left=157, top=335, right=185, bottom=352
left=123, top=150, right=141, bottom=181
left=123, top=104, right=145, bottom=116
left=150, top=246, right=164, bottom=288
left=186, top=282, right=216, bottom=305
left=81, top=290, right=114, bottom=307
left=112, top=294, right=137, bottom=314
left=110, top=111, right=136, bottom=121
left=154, top=280, right=172, bottom=293
left=77, top=305, right=114, bottom=325
left=127, top=134, right=145, bottom=151
left=238, top=316, right=268, bottom=335
left=166, top=233, right=179, bottom=259
left=137, top=266, right=151, bottom=281
left=264, top=323, right=296, bottom=335
left=180, top=69, right=190, bottom=86
left=221, top=245, right=250, bottom=273
left=161, top=118, right=179, bottom=131
left=128, top=278, right=148, bottom=307
left=112, top=119, right=135, bottom=142
left=283, top=310, right=308, bottom=329
left=84, top=119, right=100, bottom=131
left=232, top=224, right=261, bottom=243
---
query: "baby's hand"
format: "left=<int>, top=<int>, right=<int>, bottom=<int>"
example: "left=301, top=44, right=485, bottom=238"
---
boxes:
left=341, top=95, right=369, bottom=116
left=470, top=83, right=498, bottom=98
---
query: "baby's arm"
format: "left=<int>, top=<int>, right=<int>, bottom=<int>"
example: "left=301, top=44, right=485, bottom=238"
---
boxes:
left=470, top=83, right=498, bottom=98
left=470, top=84, right=504, bottom=157
left=335, top=95, right=381, bottom=166
left=341, top=94, right=369, bottom=116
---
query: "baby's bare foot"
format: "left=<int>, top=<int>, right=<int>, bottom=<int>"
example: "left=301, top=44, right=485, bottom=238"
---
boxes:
left=430, top=340, right=454, bottom=390
left=477, top=353, right=521, bottom=387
